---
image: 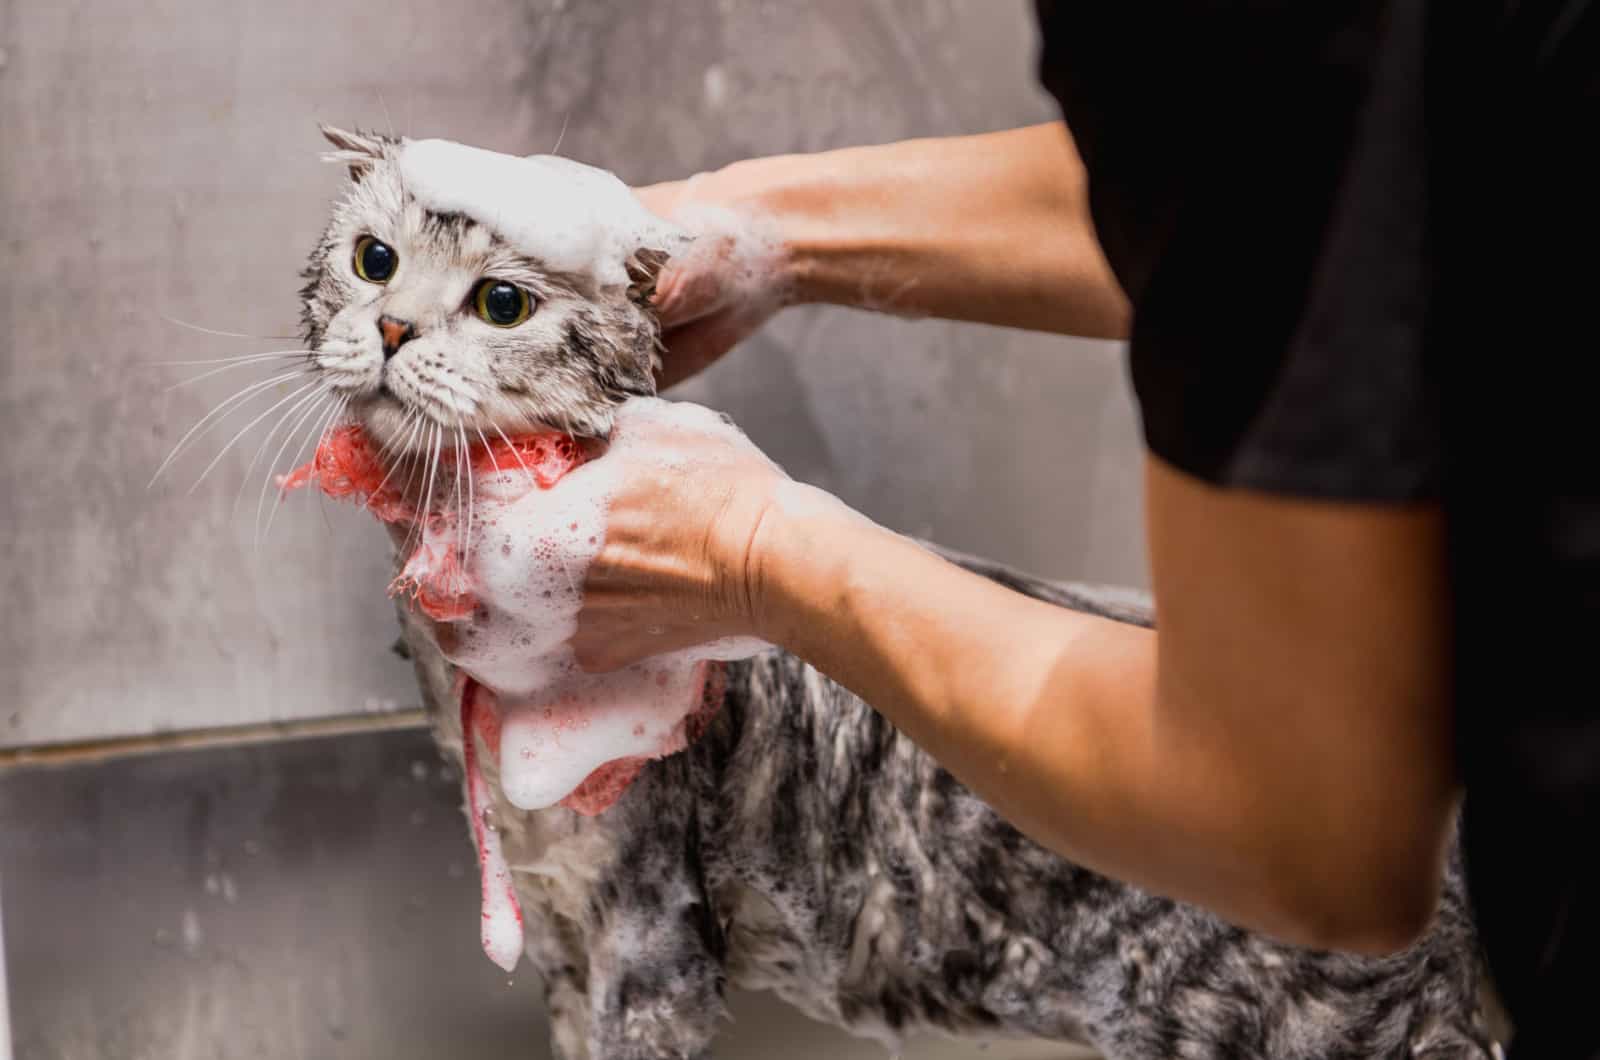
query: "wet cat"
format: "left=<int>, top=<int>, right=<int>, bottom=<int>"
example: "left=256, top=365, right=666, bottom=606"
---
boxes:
left=296, top=126, right=1495, bottom=1060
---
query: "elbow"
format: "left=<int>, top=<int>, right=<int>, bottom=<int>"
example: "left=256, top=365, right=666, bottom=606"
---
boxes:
left=1263, top=831, right=1449, bottom=957
left=1242, top=785, right=1458, bottom=956
left=1275, top=878, right=1438, bottom=957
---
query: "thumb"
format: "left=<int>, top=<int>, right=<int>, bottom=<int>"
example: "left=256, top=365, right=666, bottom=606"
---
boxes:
left=650, top=254, right=728, bottom=329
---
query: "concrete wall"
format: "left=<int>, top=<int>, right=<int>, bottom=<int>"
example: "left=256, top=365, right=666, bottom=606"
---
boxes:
left=0, top=0, right=1145, bottom=748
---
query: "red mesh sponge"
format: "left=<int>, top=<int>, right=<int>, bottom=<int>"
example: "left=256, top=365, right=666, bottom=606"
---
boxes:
left=279, top=424, right=584, bottom=622
left=279, top=422, right=725, bottom=824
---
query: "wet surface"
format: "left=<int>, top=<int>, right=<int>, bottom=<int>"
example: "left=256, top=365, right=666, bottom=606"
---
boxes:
left=0, top=729, right=1093, bottom=1059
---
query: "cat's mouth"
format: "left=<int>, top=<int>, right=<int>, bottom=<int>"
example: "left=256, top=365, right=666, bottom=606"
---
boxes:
left=349, top=387, right=575, bottom=462
left=347, top=389, right=482, bottom=459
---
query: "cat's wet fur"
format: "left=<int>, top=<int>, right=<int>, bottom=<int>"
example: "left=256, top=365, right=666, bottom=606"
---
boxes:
left=302, top=128, right=1495, bottom=1059
left=302, top=126, right=667, bottom=448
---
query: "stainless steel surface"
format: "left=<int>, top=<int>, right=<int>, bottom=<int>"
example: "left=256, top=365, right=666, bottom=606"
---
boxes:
left=0, top=730, right=1095, bottom=1059
left=1, top=0, right=1145, bottom=749
left=0, top=876, right=11, bottom=1060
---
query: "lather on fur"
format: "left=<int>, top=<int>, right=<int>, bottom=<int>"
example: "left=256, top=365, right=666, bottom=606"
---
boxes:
left=296, top=127, right=1496, bottom=1060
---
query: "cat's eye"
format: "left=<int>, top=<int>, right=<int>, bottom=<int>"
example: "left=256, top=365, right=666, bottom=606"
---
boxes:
left=474, top=280, right=533, bottom=327
left=353, top=236, right=397, bottom=284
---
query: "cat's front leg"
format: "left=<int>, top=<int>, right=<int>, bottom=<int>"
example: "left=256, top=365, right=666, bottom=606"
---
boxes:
left=522, top=910, right=593, bottom=1060
left=582, top=766, right=728, bottom=1060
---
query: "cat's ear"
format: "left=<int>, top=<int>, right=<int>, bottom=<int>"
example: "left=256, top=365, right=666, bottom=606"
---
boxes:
left=318, top=124, right=391, bottom=182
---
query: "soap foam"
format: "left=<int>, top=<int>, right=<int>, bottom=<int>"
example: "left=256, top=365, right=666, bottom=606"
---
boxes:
left=282, top=400, right=771, bottom=972
left=658, top=199, right=795, bottom=322
left=444, top=399, right=769, bottom=813
left=280, top=401, right=768, bottom=818
left=398, top=139, right=688, bottom=289
left=460, top=678, right=524, bottom=973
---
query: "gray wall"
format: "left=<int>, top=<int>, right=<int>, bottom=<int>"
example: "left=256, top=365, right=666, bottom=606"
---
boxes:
left=0, top=0, right=1145, bottom=749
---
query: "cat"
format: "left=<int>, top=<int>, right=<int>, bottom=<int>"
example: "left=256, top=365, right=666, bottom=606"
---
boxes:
left=295, top=126, right=1496, bottom=1060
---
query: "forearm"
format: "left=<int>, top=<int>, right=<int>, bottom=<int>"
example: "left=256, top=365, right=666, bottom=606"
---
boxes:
left=725, top=124, right=1130, bottom=338
left=750, top=480, right=1452, bottom=954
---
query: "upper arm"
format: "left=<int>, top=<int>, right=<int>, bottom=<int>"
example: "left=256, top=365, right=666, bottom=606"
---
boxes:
left=1143, top=453, right=1459, bottom=951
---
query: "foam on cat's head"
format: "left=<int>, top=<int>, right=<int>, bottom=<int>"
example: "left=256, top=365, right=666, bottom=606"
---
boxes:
left=301, top=126, right=683, bottom=450
left=396, top=138, right=690, bottom=291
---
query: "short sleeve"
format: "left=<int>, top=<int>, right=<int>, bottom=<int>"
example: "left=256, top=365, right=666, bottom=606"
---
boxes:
left=1034, top=0, right=1442, bottom=502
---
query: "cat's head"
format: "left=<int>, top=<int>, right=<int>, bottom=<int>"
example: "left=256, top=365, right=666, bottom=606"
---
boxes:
left=300, top=126, right=681, bottom=451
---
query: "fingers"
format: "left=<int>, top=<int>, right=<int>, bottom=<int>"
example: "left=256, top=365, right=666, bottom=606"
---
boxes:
left=649, top=234, right=735, bottom=326
left=632, top=178, right=780, bottom=389
left=570, top=625, right=713, bottom=674
left=649, top=262, right=713, bottom=329
left=572, top=587, right=739, bottom=672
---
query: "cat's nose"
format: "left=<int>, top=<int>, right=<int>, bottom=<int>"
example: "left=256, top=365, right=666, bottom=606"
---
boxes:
left=378, top=315, right=416, bottom=359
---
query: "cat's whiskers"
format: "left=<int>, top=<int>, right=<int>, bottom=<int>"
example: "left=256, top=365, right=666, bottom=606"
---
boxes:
left=409, top=422, right=444, bottom=562
left=457, top=421, right=475, bottom=564
left=394, top=416, right=432, bottom=524
left=254, top=388, right=339, bottom=548
left=473, top=424, right=507, bottom=553
left=274, top=385, right=342, bottom=494
left=280, top=391, right=345, bottom=533
left=482, top=420, right=588, bottom=595
left=154, top=348, right=311, bottom=369
left=490, top=421, right=539, bottom=488
left=474, top=424, right=504, bottom=479
left=159, top=314, right=300, bottom=342
left=553, top=407, right=578, bottom=440
left=377, top=92, right=398, bottom=143
left=450, top=427, right=463, bottom=561
left=276, top=393, right=350, bottom=540
left=376, top=411, right=417, bottom=462
left=423, top=419, right=445, bottom=555
left=371, top=410, right=416, bottom=466
left=259, top=385, right=342, bottom=543
left=153, top=353, right=306, bottom=368
left=365, top=410, right=424, bottom=508
left=301, top=395, right=349, bottom=518
left=149, top=367, right=315, bottom=488
left=550, top=110, right=571, bottom=156
left=406, top=422, right=430, bottom=559
left=493, top=416, right=583, bottom=598
left=162, top=352, right=314, bottom=393
left=189, top=377, right=327, bottom=495
left=233, top=377, right=331, bottom=522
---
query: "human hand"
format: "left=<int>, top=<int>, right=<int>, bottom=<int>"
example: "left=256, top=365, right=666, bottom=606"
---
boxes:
left=378, top=403, right=800, bottom=817
left=634, top=164, right=798, bottom=388
left=568, top=397, right=814, bottom=671
left=406, top=398, right=820, bottom=675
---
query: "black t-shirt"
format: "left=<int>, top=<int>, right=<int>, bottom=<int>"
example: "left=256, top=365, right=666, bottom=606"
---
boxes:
left=1033, top=1, right=1600, bottom=1056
